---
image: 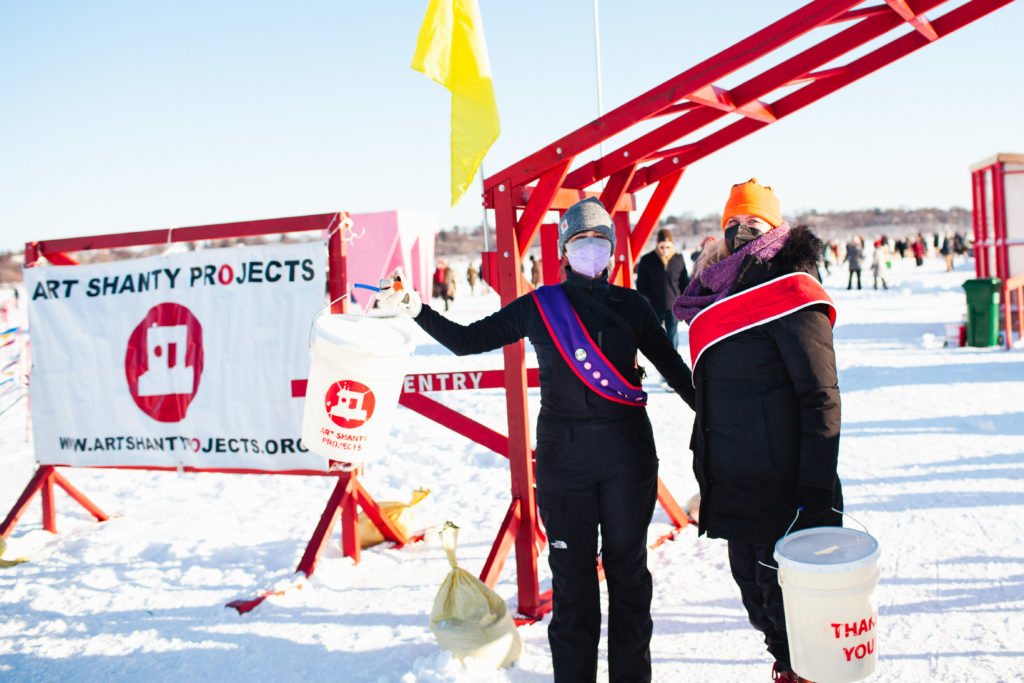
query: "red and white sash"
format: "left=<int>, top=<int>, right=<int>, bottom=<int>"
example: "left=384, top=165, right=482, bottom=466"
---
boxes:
left=688, top=272, right=836, bottom=371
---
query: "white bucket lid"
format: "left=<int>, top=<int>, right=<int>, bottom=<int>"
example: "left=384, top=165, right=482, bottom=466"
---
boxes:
left=312, top=312, right=414, bottom=356
left=774, top=527, right=880, bottom=574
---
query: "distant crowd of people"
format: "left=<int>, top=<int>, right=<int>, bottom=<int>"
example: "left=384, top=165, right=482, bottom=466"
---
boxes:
left=429, top=227, right=971, bottom=313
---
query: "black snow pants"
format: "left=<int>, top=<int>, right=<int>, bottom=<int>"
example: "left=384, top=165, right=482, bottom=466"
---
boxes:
left=727, top=541, right=791, bottom=671
left=535, top=411, right=659, bottom=683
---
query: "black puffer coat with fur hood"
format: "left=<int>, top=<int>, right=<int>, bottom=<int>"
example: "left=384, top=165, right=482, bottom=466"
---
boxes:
left=688, top=226, right=843, bottom=543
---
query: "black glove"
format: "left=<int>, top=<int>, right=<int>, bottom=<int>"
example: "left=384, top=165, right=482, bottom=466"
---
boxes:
left=798, top=486, right=834, bottom=523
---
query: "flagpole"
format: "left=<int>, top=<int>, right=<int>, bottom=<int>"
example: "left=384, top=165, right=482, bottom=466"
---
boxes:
left=593, top=0, right=605, bottom=162
left=480, top=162, right=490, bottom=252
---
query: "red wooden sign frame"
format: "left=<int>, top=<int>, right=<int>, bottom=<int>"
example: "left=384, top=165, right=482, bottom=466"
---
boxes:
left=2, top=212, right=423, bottom=613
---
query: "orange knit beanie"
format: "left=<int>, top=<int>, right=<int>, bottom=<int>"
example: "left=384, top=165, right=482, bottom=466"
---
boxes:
left=721, top=178, right=782, bottom=229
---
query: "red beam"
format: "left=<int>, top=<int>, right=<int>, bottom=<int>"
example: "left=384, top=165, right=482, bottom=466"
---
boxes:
left=540, top=223, right=562, bottom=285
left=599, top=165, right=639, bottom=226
left=784, top=66, right=849, bottom=86
left=630, top=0, right=1012, bottom=193
left=26, top=213, right=340, bottom=256
left=826, top=5, right=894, bottom=23
left=515, top=160, right=572, bottom=260
left=484, top=0, right=864, bottom=192
left=399, top=392, right=513, bottom=457
left=685, top=84, right=777, bottom=122
left=630, top=170, right=685, bottom=259
left=885, top=0, right=940, bottom=39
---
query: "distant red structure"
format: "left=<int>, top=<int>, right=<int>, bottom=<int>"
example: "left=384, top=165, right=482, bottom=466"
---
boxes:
left=970, top=153, right=1024, bottom=347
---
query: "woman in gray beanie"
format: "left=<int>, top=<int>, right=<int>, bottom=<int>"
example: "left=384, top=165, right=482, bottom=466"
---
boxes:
left=379, top=196, right=694, bottom=682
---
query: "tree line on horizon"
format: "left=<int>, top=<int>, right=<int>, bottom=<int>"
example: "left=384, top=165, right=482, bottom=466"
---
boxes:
left=436, top=205, right=972, bottom=255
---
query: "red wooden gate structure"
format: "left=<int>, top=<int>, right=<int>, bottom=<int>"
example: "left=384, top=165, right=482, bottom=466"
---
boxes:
left=477, top=0, right=1018, bottom=620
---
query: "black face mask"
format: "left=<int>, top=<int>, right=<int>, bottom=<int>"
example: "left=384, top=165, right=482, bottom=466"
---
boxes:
left=723, top=223, right=769, bottom=253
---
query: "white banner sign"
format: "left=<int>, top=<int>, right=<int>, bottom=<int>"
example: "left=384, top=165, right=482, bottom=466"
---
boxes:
left=25, top=242, right=330, bottom=471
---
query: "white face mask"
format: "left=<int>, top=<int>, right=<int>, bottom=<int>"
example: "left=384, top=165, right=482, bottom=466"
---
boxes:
left=564, top=237, right=612, bottom=278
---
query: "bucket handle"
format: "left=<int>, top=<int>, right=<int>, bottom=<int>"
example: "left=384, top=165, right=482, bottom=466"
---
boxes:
left=757, top=506, right=870, bottom=571
left=307, top=283, right=383, bottom=347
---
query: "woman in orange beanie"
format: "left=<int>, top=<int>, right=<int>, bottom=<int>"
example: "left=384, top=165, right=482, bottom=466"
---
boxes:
left=673, top=179, right=843, bottom=683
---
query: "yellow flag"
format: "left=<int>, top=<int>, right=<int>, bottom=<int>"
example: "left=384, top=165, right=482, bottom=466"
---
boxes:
left=412, top=0, right=500, bottom=207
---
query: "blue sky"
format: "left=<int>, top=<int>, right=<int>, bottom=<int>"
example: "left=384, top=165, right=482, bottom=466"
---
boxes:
left=2, top=1, right=1022, bottom=253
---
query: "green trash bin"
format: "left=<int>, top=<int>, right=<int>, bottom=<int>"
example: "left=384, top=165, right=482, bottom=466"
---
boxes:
left=962, top=278, right=1001, bottom=347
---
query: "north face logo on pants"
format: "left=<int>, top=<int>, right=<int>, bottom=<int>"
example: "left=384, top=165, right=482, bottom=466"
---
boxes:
left=551, top=540, right=568, bottom=549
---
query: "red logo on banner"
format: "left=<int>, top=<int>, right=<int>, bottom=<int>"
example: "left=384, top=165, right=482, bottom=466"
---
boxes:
left=125, top=303, right=204, bottom=423
left=325, top=380, right=375, bottom=429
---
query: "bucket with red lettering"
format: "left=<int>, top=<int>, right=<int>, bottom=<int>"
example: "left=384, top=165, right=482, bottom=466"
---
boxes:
left=301, top=312, right=414, bottom=463
left=774, top=526, right=881, bottom=683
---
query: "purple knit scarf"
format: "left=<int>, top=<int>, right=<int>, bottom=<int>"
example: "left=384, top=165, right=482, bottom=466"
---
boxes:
left=672, top=222, right=792, bottom=324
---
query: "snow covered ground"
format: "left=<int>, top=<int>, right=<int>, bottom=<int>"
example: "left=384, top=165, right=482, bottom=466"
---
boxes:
left=1, top=254, right=1022, bottom=682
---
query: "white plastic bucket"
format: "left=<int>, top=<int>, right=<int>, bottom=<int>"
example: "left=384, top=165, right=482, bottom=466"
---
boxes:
left=774, top=526, right=881, bottom=683
left=944, top=323, right=963, bottom=347
left=300, top=312, right=414, bottom=463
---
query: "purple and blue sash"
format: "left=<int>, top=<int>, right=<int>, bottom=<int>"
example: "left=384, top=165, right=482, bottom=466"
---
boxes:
left=531, top=285, right=647, bottom=406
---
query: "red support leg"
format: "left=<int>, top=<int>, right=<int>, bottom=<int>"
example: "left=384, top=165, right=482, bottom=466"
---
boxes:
left=352, top=478, right=409, bottom=546
left=650, top=477, right=695, bottom=549
left=51, top=469, right=108, bottom=522
left=340, top=478, right=360, bottom=565
left=1, top=466, right=51, bottom=539
left=295, top=472, right=353, bottom=577
left=1, top=466, right=108, bottom=539
left=480, top=497, right=522, bottom=588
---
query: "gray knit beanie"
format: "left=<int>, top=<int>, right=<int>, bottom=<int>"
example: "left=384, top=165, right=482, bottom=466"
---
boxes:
left=558, top=197, right=616, bottom=255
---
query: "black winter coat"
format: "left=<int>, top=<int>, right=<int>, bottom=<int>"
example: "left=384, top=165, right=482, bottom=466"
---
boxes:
left=414, top=269, right=695, bottom=421
left=635, top=251, right=689, bottom=314
left=688, top=226, right=842, bottom=543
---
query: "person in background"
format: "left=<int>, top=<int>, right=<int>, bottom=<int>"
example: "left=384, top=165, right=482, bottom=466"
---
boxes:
left=844, top=236, right=863, bottom=290
left=635, top=227, right=690, bottom=347
left=378, top=197, right=695, bottom=683
left=673, top=178, right=842, bottom=683
left=432, top=258, right=455, bottom=311
left=820, top=239, right=833, bottom=275
left=940, top=232, right=954, bottom=272
left=911, top=234, right=925, bottom=266
left=871, top=239, right=889, bottom=290
left=530, top=254, right=543, bottom=287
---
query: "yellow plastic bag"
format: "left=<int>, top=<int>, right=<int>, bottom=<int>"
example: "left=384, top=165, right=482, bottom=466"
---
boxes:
left=429, top=522, right=522, bottom=669
left=0, top=536, right=28, bottom=568
left=357, top=488, right=429, bottom=549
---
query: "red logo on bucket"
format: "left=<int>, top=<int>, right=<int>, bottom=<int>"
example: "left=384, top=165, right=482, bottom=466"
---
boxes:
left=125, top=303, right=204, bottom=423
left=325, top=380, right=376, bottom=429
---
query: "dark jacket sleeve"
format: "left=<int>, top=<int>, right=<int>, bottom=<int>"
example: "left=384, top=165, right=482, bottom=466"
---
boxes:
left=769, top=304, right=840, bottom=491
left=635, top=253, right=653, bottom=302
left=412, top=296, right=531, bottom=355
left=634, top=295, right=695, bottom=409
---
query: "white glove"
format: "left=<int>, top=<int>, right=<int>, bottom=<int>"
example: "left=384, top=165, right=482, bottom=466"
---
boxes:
left=377, top=279, right=422, bottom=317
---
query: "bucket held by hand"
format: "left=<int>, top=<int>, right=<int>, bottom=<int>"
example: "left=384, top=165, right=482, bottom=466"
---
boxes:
left=774, top=526, right=881, bottom=683
left=300, top=312, right=414, bottom=463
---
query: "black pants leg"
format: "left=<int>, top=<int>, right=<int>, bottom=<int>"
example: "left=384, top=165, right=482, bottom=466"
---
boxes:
left=536, top=416, right=658, bottom=682
left=538, top=488, right=601, bottom=682
left=727, top=541, right=791, bottom=671
left=599, top=469, right=658, bottom=682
